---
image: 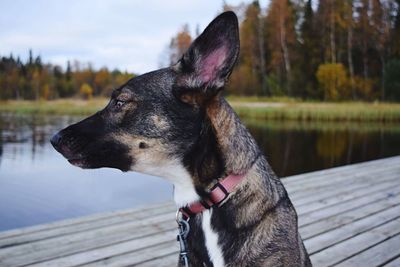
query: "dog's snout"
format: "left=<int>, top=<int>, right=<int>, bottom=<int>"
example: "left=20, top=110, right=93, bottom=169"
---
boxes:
left=50, top=132, right=63, bottom=150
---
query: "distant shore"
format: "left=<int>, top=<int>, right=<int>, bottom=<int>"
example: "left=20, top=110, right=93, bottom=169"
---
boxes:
left=1, top=97, right=400, bottom=122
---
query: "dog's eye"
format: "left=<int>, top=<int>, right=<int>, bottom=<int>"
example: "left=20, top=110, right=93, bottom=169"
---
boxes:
left=115, top=100, right=125, bottom=108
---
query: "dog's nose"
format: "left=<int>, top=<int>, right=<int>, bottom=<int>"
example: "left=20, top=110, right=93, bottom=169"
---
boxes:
left=50, top=132, right=63, bottom=149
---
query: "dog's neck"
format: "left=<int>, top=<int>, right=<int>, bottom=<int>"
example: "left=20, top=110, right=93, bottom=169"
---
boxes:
left=174, top=96, right=262, bottom=208
left=205, top=97, right=261, bottom=174
left=170, top=97, right=283, bottom=266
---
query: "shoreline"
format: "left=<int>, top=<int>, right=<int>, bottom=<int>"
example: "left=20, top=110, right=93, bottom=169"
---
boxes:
left=1, top=98, right=400, bottom=122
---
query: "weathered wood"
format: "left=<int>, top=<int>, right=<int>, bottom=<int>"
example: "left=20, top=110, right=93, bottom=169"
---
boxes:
left=285, top=158, right=399, bottom=191
left=298, top=184, right=400, bottom=226
left=284, top=156, right=399, bottom=184
left=384, top=256, right=400, bottom=267
left=135, top=253, right=179, bottom=267
left=0, top=214, right=176, bottom=266
left=287, top=165, right=399, bottom=200
left=310, top=218, right=400, bottom=266
left=0, top=202, right=174, bottom=240
left=28, top=231, right=177, bottom=267
left=295, top=178, right=399, bottom=214
left=80, top=241, right=177, bottom=267
left=0, top=156, right=398, bottom=267
left=299, top=189, right=400, bottom=239
left=293, top=169, right=399, bottom=207
left=0, top=205, right=176, bottom=249
left=335, top=234, right=400, bottom=267
left=305, top=205, right=400, bottom=254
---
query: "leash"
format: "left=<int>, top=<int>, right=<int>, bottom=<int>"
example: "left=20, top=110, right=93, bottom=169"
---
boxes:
left=175, top=172, right=247, bottom=267
left=176, top=210, right=190, bottom=267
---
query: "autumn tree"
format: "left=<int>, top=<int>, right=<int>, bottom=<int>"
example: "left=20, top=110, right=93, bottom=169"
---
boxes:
left=229, top=1, right=267, bottom=95
left=370, top=0, right=392, bottom=99
left=344, top=0, right=356, bottom=98
left=354, top=0, right=373, bottom=80
left=168, top=24, right=192, bottom=65
left=266, top=0, right=297, bottom=95
left=94, top=68, right=112, bottom=95
left=299, top=0, right=320, bottom=98
left=384, top=59, right=400, bottom=100
left=317, top=63, right=349, bottom=100
left=392, top=0, right=400, bottom=57
left=0, top=51, right=135, bottom=100
left=79, top=83, right=93, bottom=100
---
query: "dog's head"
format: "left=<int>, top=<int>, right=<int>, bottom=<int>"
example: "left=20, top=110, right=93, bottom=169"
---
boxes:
left=51, top=12, right=239, bottom=184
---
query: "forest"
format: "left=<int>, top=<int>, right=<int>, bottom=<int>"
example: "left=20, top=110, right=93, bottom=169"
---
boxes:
left=1, top=0, right=400, bottom=101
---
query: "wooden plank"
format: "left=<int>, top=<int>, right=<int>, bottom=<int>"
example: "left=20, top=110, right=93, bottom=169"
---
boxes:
left=0, top=211, right=173, bottom=255
left=298, top=184, right=400, bottom=226
left=5, top=179, right=394, bottom=262
left=0, top=214, right=176, bottom=266
left=283, top=156, right=400, bottom=185
left=299, top=190, right=400, bottom=239
left=293, top=170, right=399, bottom=207
left=288, top=165, right=399, bottom=200
left=295, top=178, right=399, bottom=215
left=0, top=202, right=174, bottom=240
left=28, top=230, right=177, bottom=267
left=383, top=256, right=400, bottom=267
left=135, top=253, right=178, bottom=267
left=0, top=156, right=398, bottom=267
left=0, top=205, right=176, bottom=249
left=80, top=241, right=177, bottom=267
left=305, top=205, right=400, bottom=254
left=310, top=218, right=400, bottom=266
left=285, top=159, right=400, bottom=194
left=335, top=234, right=400, bottom=267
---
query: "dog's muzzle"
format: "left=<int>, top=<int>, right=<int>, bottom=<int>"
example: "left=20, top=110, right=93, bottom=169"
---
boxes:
left=51, top=128, right=89, bottom=161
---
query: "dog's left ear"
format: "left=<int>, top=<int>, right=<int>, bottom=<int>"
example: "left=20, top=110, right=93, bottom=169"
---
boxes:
left=174, top=11, right=240, bottom=104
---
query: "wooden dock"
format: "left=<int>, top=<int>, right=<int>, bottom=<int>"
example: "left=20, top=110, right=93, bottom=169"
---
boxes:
left=0, top=156, right=399, bottom=267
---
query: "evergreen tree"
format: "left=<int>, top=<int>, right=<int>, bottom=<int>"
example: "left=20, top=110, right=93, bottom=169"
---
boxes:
left=299, top=0, right=320, bottom=98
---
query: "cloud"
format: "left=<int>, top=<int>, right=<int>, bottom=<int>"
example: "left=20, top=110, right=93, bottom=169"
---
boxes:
left=0, top=0, right=269, bottom=74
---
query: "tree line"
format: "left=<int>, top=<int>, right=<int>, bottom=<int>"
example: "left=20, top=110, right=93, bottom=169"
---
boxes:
left=1, top=0, right=399, bottom=102
left=0, top=50, right=133, bottom=100
left=168, top=0, right=400, bottom=101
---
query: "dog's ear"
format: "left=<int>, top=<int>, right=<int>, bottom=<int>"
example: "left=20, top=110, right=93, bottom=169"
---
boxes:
left=173, top=11, right=239, bottom=104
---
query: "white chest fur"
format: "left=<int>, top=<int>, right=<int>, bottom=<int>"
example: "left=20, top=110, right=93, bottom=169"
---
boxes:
left=202, top=210, right=225, bottom=267
left=141, top=160, right=225, bottom=266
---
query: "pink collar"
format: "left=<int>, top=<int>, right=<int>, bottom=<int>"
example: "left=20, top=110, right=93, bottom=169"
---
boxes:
left=179, top=173, right=246, bottom=219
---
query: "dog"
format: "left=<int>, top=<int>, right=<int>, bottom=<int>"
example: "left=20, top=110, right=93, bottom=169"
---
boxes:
left=51, top=11, right=311, bottom=267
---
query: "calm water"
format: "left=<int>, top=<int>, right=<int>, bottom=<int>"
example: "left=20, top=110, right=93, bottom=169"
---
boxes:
left=0, top=113, right=399, bottom=231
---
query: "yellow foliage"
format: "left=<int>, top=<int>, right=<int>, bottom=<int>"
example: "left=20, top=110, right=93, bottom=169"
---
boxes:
left=79, top=83, right=93, bottom=100
left=316, top=63, right=349, bottom=100
left=229, top=64, right=259, bottom=95
left=353, top=76, right=373, bottom=99
left=40, top=84, right=50, bottom=100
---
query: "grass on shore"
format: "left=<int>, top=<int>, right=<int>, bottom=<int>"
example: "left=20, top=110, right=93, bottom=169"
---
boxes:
left=231, top=102, right=400, bottom=122
left=1, top=97, right=400, bottom=122
left=0, top=98, right=108, bottom=116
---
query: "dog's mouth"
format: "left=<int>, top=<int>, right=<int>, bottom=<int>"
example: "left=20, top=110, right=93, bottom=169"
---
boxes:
left=51, top=129, right=133, bottom=172
left=67, top=157, right=89, bottom=168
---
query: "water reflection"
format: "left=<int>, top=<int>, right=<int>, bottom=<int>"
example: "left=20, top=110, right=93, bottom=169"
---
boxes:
left=0, top=114, right=74, bottom=164
left=0, top=114, right=172, bottom=231
left=0, top=114, right=399, bottom=231
left=246, top=120, right=400, bottom=176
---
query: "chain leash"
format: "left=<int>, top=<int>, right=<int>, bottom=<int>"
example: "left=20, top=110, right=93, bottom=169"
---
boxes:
left=176, top=210, right=190, bottom=267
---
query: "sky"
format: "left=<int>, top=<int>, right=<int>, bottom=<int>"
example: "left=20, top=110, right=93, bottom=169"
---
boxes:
left=0, top=0, right=270, bottom=74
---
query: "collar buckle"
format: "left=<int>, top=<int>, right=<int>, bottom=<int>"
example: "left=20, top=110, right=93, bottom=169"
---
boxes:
left=208, top=181, right=230, bottom=206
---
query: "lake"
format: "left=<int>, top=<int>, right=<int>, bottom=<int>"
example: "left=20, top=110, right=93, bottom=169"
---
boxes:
left=0, top=113, right=399, bottom=231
